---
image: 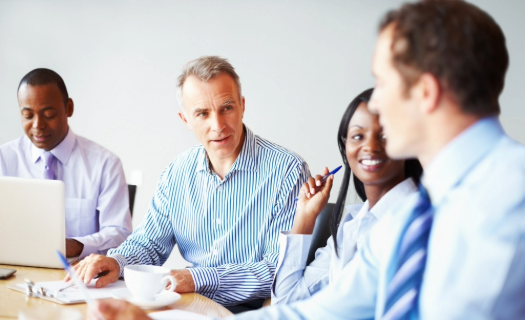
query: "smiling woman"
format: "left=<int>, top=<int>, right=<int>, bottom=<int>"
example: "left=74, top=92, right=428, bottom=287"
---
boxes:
left=345, top=98, right=405, bottom=205
left=331, top=88, right=422, bottom=251
left=271, top=87, right=423, bottom=305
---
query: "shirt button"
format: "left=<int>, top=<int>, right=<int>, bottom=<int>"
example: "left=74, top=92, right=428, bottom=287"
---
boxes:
left=216, top=218, right=221, bottom=225
left=218, top=185, right=223, bottom=191
left=212, top=249, right=218, bottom=256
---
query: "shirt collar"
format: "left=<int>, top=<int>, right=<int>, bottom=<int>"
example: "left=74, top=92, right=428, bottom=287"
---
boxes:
left=195, top=125, right=258, bottom=174
left=369, top=177, right=418, bottom=220
left=345, top=203, right=365, bottom=219
left=422, top=116, right=504, bottom=205
left=30, top=128, right=76, bottom=165
left=195, top=149, right=209, bottom=173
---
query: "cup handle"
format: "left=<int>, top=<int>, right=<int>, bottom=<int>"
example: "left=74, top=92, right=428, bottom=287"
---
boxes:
left=162, top=275, right=177, bottom=292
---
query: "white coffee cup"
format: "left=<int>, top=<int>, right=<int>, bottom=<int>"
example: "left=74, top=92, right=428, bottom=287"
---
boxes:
left=124, top=265, right=177, bottom=301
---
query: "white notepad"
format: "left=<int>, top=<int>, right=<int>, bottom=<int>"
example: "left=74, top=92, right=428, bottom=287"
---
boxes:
left=10, top=279, right=127, bottom=304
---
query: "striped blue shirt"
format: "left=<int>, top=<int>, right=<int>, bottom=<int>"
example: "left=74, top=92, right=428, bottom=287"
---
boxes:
left=108, top=126, right=309, bottom=306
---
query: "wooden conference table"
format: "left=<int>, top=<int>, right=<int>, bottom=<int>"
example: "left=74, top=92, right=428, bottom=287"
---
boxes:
left=0, top=264, right=233, bottom=320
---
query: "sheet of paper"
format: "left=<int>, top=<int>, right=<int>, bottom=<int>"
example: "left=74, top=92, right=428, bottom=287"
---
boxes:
left=16, top=279, right=127, bottom=303
left=149, top=309, right=212, bottom=320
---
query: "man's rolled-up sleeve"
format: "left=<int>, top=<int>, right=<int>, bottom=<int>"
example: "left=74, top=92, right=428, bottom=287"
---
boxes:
left=107, top=166, right=177, bottom=276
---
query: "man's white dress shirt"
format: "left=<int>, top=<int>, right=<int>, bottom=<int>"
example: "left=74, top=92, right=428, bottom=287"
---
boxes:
left=272, top=178, right=417, bottom=305
left=0, top=129, right=132, bottom=259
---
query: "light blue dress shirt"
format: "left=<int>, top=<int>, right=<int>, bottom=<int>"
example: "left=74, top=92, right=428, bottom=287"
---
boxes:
left=108, top=126, right=310, bottom=306
left=0, top=129, right=132, bottom=259
left=272, top=178, right=417, bottom=305
left=231, top=117, right=525, bottom=320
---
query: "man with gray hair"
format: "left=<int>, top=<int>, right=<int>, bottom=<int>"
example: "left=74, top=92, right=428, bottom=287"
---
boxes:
left=73, top=56, right=310, bottom=311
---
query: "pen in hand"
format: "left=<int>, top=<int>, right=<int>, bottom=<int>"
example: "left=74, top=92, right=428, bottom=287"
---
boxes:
left=295, top=165, right=342, bottom=201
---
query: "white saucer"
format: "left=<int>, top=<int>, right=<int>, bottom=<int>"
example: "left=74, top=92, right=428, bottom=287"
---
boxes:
left=111, top=288, right=181, bottom=310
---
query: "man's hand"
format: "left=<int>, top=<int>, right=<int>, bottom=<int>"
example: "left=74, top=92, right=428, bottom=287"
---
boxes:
left=170, top=269, right=196, bottom=293
left=65, top=254, right=120, bottom=288
left=88, top=299, right=151, bottom=320
left=66, top=239, right=84, bottom=257
left=291, top=167, right=334, bottom=235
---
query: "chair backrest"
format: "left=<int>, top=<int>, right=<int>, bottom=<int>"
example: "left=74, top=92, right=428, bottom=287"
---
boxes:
left=128, top=184, right=137, bottom=217
left=306, top=203, right=337, bottom=265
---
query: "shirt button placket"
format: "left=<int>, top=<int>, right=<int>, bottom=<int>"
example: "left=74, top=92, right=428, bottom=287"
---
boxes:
left=216, top=184, right=223, bottom=232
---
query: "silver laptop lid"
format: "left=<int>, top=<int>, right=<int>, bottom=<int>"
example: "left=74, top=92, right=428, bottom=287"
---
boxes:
left=0, top=176, right=65, bottom=268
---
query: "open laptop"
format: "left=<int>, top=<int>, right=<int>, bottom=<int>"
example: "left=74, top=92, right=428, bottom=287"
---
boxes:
left=0, top=176, right=66, bottom=268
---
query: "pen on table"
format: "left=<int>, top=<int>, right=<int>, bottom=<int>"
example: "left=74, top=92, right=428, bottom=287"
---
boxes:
left=56, top=251, right=106, bottom=320
left=295, top=165, right=342, bottom=201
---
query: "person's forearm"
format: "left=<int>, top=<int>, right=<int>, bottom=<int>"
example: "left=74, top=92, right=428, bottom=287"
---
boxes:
left=107, top=201, right=177, bottom=277
left=272, top=231, right=337, bottom=305
left=71, top=226, right=131, bottom=259
left=169, top=269, right=195, bottom=293
left=272, top=232, right=313, bottom=303
left=66, top=238, right=84, bottom=257
left=290, top=215, right=317, bottom=235
left=190, top=260, right=277, bottom=305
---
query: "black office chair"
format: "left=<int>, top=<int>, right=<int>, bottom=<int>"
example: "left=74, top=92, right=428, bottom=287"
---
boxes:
left=306, top=203, right=342, bottom=265
left=128, top=184, right=137, bottom=217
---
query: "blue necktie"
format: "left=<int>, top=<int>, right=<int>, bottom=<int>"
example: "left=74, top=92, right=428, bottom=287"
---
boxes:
left=382, top=184, right=433, bottom=320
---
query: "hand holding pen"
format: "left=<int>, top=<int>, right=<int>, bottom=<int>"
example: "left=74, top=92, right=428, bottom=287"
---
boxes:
left=295, top=166, right=342, bottom=201
left=291, top=166, right=341, bottom=235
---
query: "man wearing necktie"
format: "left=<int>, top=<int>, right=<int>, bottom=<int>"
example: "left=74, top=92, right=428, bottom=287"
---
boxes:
left=0, top=68, right=132, bottom=259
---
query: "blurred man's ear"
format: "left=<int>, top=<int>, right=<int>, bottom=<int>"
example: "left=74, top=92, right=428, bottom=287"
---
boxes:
left=178, top=110, right=193, bottom=130
left=66, top=98, right=74, bottom=117
left=414, top=73, right=441, bottom=115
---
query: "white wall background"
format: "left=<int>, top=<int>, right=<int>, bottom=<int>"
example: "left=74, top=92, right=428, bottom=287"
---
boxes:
left=1, top=0, right=524, bottom=268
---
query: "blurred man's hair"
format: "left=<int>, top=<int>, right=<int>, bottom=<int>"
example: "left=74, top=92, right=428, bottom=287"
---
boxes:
left=380, top=0, right=508, bottom=117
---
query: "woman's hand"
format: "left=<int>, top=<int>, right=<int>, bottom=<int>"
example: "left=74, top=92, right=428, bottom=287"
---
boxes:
left=291, top=167, right=334, bottom=235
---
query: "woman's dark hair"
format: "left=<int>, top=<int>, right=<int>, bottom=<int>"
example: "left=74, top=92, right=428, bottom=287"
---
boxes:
left=331, top=88, right=423, bottom=255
